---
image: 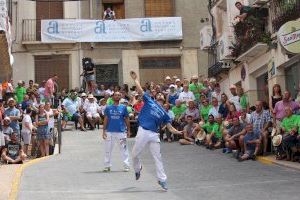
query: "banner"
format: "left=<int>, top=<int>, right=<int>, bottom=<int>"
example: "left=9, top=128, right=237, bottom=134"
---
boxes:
left=41, top=17, right=183, bottom=43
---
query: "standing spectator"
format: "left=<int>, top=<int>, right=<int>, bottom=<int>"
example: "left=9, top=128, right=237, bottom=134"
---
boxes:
left=21, top=95, right=31, bottom=111
left=26, top=80, right=35, bottom=95
left=250, top=101, right=272, bottom=155
left=175, top=79, right=183, bottom=93
left=5, top=79, right=14, bottom=100
left=35, top=104, right=50, bottom=157
left=189, top=76, right=203, bottom=103
left=15, top=81, right=27, bottom=104
left=45, top=74, right=59, bottom=103
left=179, top=115, right=199, bottom=145
left=239, top=123, right=261, bottom=161
left=83, top=94, right=101, bottom=130
left=178, top=85, right=195, bottom=104
left=172, top=99, right=186, bottom=121
left=0, top=83, right=3, bottom=100
left=211, top=83, right=222, bottom=105
left=1, top=132, right=26, bottom=164
left=38, top=80, right=46, bottom=103
left=4, top=98, right=21, bottom=139
left=270, top=84, right=282, bottom=111
left=273, top=91, right=299, bottom=132
left=208, top=97, right=220, bottom=118
left=103, top=7, right=116, bottom=20
left=106, top=85, right=114, bottom=96
left=133, top=95, right=144, bottom=113
left=45, top=102, right=57, bottom=154
left=200, top=98, right=212, bottom=122
left=21, top=108, right=33, bottom=156
left=219, top=93, right=229, bottom=119
left=227, top=84, right=241, bottom=111
left=238, top=87, right=249, bottom=112
left=166, top=84, right=179, bottom=106
left=162, top=76, right=172, bottom=94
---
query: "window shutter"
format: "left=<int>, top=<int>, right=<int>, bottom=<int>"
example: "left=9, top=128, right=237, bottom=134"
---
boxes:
left=145, top=0, right=174, bottom=17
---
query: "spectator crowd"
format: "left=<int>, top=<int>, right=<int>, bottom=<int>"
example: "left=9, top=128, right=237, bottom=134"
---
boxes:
left=1, top=73, right=300, bottom=166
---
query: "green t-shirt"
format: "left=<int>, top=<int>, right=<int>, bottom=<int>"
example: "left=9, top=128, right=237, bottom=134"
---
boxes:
left=15, top=86, right=26, bottom=103
left=202, top=122, right=217, bottom=134
left=212, top=123, right=223, bottom=139
left=107, top=97, right=114, bottom=105
left=172, top=104, right=187, bottom=119
left=240, top=95, right=248, bottom=110
left=189, top=83, right=206, bottom=101
left=127, top=106, right=133, bottom=113
left=281, top=115, right=298, bottom=133
left=200, top=105, right=212, bottom=122
left=295, top=115, right=300, bottom=134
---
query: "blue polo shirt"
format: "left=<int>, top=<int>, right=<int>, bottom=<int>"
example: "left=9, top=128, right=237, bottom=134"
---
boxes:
left=105, top=104, right=129, bottom=132
left=138, top=93, right=171, bottom=132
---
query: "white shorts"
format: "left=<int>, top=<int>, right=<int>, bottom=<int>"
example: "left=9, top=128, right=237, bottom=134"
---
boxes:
left=86, top=113, right=100, bottom=119
left=21, top=130, right=32, bottom=145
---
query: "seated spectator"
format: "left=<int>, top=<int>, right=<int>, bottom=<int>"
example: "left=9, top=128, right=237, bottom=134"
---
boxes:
left=162, top=104, right=175, bottom=142
left=200, top=98, right=212, bottom=122
left=103, top=7, right=116, bottom=20
left=178, top=84, right=195, bottom=104
left=239, top=109, right=251, bottom=124
left=95, top=84, right=106, bottom=97
left=239, top=123, right=261, bottom=161
left=211, top=83, right=222, bottom=105
left=250, top=101, right=272, bottom=155
left=207, top=114, right=223, bottom=149
left=1, top=132, right=26, bottom=164
left=83, top=94, right=101, bottom=130
left=224, top=116, right=246, bottom=156
left=167, top=84, right=179, bottom=107
left=172, top=99, right=186, bottom=120
left=202, top=115, right=218, bottom=147
left=281, top=107, right=298, bottom=161
left=218, top=93, right=229, bottom=119
left=179, top=115, right=199, bottom=145
left=179, top=100, right=199, bottom=123
left=133, top=94, right=144, bottom=113
left=61, top=90, right=86, bottom=131
left=208, top=97, right=219, bottom=118
left=226, top=103, right=240, bottom=122
left=120, top=99, right=134, bottom=119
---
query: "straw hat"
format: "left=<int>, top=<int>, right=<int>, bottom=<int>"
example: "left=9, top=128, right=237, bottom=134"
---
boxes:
left=272, top=135, right=282, bottom=147
left=196, top=128, right=207, bottom=141
left=271, top=127, right=277, bottom=137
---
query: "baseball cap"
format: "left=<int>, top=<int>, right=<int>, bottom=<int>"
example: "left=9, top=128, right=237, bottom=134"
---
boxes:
left=81, top=93, right=87, bottom=97
left=165, top=76, right=171, bottom=80
left=230, top=84, right=237, bottom=89
left=175, top=79, right=181, bottom=83
left=169, top=84, right=176, bottom=88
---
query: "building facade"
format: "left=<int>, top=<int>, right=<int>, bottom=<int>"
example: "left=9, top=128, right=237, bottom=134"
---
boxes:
left=204, top=0, right=300, bottom=106
left=11, top=0, right=209, bottom=90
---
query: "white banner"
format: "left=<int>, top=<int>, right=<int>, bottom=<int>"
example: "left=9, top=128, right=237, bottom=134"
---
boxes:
left=41, top=17, right=183, bottom=43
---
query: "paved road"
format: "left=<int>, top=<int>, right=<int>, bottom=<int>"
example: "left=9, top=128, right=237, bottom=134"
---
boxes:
left=19, top=129, right=300, bottom=200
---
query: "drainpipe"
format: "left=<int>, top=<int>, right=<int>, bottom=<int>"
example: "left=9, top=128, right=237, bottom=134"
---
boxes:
left=78, top=0, right=83, bottom=89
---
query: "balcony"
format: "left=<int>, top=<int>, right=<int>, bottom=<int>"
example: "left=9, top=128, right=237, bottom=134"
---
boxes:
left=22, top=19, right=41, bottom=43
left=231, top=8, right=271, bottom=62
left=270, top=0, right=300, bottom=33
left=208, top=61, right=231, bottom=77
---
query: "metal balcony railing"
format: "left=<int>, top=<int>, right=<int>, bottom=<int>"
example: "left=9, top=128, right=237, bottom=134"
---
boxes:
left=22, top=19, right=42, bottom=42
left=208, top=61, right=230, bottom=77
left=270, top=0, right=300, bottom=32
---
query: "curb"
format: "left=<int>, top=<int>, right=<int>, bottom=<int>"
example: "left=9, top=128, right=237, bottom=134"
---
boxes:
left=257, top=156, right=300, bottom=171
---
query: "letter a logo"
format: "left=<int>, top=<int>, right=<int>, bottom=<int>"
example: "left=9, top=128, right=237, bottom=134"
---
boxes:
left=95, top=21, right=106, bottom=34
left=47, top=21, right=59, bottom=34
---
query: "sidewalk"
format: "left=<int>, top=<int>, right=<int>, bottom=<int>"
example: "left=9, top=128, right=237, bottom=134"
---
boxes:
left=0, top=164, right=21, bottom=200
left=257, top=155, right=300, bottom=171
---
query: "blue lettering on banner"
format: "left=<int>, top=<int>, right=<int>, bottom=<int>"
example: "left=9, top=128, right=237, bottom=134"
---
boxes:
left=95, top=21, right=106, bottom=34
left=140, top=19, right=152, bottom=32
left=47, top=21, right=59, bottom=34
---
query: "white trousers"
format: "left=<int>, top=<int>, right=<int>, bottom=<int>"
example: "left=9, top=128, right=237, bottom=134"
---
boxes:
left=132, top=126, right=167, bottom=182
left=104, top=132, right=130, bottom=168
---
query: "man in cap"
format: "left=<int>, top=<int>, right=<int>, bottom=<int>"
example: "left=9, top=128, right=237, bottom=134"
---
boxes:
left=175, top=79, right=183, bottom=93
left=15, top=80, right=27, bottom=104
left=130, top=71, right=182, bottom=191
left=4, top=98, right=21, bottom=140
left=189, top=75, right=205, bottom=103
left=83, top=94, right=100, bottom=130
left=102, top=91, right=131, bottom=172
left=166, top=84, right=178, bottom=107
left=227, top=84, right=241, bottom=111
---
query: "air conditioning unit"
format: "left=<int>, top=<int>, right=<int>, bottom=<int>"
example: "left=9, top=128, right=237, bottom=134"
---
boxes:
left=217, top=34, right=234, bottom=61
left=200, top=25, right=212, bottom=50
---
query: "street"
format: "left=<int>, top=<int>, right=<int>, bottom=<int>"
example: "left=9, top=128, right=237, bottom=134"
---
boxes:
left=18, top=129, right=300, bottom=200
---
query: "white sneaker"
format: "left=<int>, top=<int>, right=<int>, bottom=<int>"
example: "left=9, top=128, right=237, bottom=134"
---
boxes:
left=124, top=166, right=130, bottom=172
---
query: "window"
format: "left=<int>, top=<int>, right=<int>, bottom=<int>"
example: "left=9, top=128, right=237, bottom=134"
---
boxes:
left=102, top=0, right=125, bottom=19
left=145, top=0, right=174, bottom=17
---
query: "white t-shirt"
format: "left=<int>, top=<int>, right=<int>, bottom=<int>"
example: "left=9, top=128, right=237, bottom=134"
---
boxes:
left=0, top=131, right=5, bottom=146
left=239, top=113, right=251, bottom=124
left=178, top=91, right=195, bottom=103
left=229, top=95, right=241, bottom=111
left=83, top=101, right=100, bottom=114
left=22, top=114, right=33, bottom=133
left=45, top=109, right=55, bottom=129
left=6, top=83, right=14, bottom=93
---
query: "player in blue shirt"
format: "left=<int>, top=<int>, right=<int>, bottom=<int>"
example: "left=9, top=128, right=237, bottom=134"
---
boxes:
left=102, top=91, right=131, bottom=172
left=130, top=71, right=182, bottom=191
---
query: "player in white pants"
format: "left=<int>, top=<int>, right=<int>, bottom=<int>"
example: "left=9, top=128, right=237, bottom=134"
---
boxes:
left=130, top=71, right=182, bottom=191
left=102, top=92, right=131, bottom=172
